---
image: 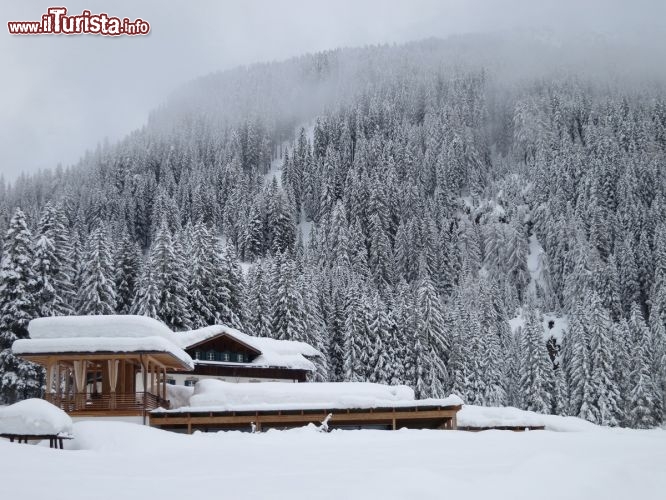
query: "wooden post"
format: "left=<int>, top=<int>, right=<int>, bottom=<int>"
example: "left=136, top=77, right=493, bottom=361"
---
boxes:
left=55, top=362, right=61, bottom=401
left=45, top=362, right=52, bottom=400
left=140, top=354, right=147, bottom=426
left=64, top=365, right=71, bottom=410
left=162, top=368, right=167, bottom=401
left=153, top=364, right=158, bottom=394
left=82, top=361, right=87, bottom=401
left=118, top=360, right=125, bottom=394
left=149, top=361, right=156, bottom=395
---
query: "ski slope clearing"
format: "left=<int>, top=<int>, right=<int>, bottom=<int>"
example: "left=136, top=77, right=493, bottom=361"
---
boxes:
left=1, top=420, right=664, bottom=500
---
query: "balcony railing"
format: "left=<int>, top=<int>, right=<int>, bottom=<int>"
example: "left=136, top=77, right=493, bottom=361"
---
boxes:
left=45, top=392, right=170, bottom=413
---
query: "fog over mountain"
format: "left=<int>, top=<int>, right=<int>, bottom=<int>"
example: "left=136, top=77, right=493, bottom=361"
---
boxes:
left=1, top=0, right=665, bottom=181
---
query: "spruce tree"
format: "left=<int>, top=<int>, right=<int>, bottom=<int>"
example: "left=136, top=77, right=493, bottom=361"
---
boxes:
left=417, top=274, right=449, bottom=396
left=33, top=202, right=75, bottom=316
left=587, top=292, right=621, bottom=426
left=271, top=254, right=305, bottom=342
left=246, top=260, right=272, bottom=338
left=146, top=218, right=191, bottom=329
left=628, top=325, right=661, bottom=428
left=132, top=262, right=160, bottom=319
left=114, top=230, right=142, bottom=314
left=519, top=304, right=552, bottom=414
left=368, top=292, right=391, bottom=385
left=217, top=243, right=245, bottom=330
left=0, top=209, right=43, bottom=403
left=78, top=225, right=116, bottom=315
left=565, top=300, right=594, bottom=421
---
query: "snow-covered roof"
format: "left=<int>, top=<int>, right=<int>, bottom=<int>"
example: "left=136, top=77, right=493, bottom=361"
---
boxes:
left=14, top=316, right=193, bottom=370
left=13, top=336, right=194, bottom=369
left=457, top=405, right=546, bottom=428
left=158, top=379, right=464, bottom=412
left=28, top=315, right=174, bottom=341
left=15, top=316, right=320, bottom=372
left=456, top=404, right=600, bottom=432
left=174, top=325, right=321, bottom=371
left=0, top=399, right=73, bottom=436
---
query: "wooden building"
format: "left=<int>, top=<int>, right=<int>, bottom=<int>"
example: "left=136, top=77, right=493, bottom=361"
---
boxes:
left=170, top=325, right=320, bottom=385
left=12, top=316, right=462, bottom=431
left=151, top=402, right=462, bottom=433
left=11, top=316, right=320, bottom=419
left=12, top=316, right=194, bottom=418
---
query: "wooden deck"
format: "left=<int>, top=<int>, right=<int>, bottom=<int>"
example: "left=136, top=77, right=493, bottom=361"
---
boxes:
left=45, top=392, right=170, bottom=416
left=150, top=404, right=462, bottom=433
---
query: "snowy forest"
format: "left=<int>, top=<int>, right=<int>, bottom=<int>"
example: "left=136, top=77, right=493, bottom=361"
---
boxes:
left=0, top=37, right=665, bottom=429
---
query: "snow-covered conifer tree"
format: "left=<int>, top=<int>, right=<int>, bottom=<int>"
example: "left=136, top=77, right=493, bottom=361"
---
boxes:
left=33, top=202, right=75, bottom=316
left=587, top=292, right=621, bottom=426
left=518, top=304, right=552, bottom=414
left=78, top=225, right=116, bottom=315
left=0, top=209, right=43, bottom=403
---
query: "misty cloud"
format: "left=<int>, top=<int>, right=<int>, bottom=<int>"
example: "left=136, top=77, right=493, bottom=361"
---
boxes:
left=1, top=0, right=664, bottom=181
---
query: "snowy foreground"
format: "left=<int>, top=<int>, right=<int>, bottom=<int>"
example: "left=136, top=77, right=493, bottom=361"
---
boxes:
left=1, top=418, right=665, bottom=500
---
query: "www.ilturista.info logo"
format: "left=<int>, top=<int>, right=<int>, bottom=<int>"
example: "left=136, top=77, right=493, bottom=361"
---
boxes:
left=7, top=7, right=150, bottom=36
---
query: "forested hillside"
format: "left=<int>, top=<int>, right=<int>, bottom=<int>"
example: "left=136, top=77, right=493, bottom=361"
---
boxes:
left=1, top=36, right=665, bottom=428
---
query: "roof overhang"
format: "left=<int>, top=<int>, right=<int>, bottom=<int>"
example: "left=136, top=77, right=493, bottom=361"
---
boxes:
left=13, top=336, right=194, bottom=371
left=15, top=350, right=193, bottom=371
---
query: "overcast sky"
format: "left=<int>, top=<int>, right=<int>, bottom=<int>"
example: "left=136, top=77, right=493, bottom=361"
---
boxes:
left=1, top=0, right=664, bottom=181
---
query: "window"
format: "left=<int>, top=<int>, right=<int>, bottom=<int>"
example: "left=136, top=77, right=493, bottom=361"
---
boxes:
left=236, top=353, right=245, bottom=363
left=207, top=351, right=216, bottom=361
left=222, top=352, right=230, bottom=362
left=184, top=378, right=198, bottom=387
left=167, top=378, right=176, bottom=386
left=194, top=351, right=201, bottom=360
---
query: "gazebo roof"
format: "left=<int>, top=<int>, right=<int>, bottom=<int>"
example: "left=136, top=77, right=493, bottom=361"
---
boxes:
left=13, top=315, right=194, bottom=370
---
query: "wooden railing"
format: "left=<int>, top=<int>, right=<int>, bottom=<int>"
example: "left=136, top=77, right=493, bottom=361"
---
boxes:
left=45, top=392, right=170, bottom=412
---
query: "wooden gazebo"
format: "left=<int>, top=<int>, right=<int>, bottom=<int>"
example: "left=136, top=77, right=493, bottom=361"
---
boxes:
left=12, top=316, right=194, bottom=417
left=20, top=351, right=191, bottom=416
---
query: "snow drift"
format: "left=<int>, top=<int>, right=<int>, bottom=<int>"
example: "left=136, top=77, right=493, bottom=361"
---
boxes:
left=0, top=399, right=73, bottom=436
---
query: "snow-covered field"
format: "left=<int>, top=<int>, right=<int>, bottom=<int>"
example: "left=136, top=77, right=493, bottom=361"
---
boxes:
left=1, top=419, right=664, bottom=500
